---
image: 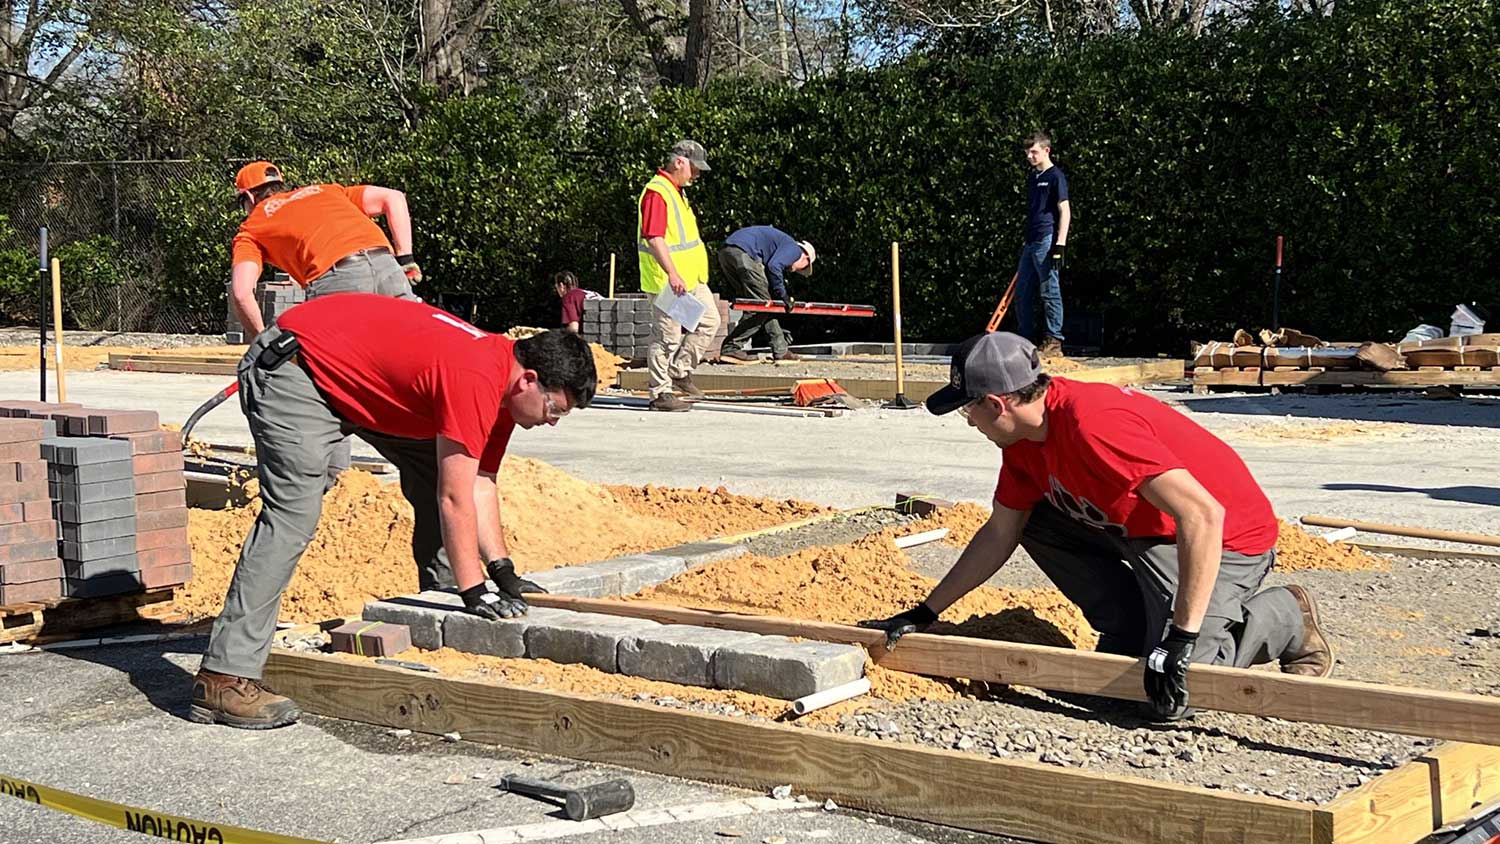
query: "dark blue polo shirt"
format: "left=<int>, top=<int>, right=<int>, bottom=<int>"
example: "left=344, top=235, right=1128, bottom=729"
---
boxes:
left=1024, top=165, right=1070, bottom=244
left=724, top=225, right=804, bottom=298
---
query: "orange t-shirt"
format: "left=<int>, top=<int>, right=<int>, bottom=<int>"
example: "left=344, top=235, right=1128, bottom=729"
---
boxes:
left=231, top=184, right=392, bottom=285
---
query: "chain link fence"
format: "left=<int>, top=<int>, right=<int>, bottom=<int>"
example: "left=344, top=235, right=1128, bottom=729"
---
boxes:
left=0, top=160, right=237, bottom=335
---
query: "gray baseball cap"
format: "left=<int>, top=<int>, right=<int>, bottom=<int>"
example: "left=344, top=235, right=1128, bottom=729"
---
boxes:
left=925, top=332, right=1042, bottom=415
left=671, top=139, right=711, bottom=171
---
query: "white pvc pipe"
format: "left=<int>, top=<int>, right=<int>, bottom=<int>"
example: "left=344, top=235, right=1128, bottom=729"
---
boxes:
left=1321, top=526, right=1358, bottom=543
left=790, top=677, right=872, bottom=716
left=894, top=528, right=950, bottom=549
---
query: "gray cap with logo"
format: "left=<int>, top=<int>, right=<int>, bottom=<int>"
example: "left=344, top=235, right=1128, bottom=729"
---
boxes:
left=671, top=139, right=711, bottom=171
left=925, top=332, right=1042, bottom=415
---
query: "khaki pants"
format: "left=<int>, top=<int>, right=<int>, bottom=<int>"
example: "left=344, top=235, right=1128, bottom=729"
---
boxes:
left=647, top=284, right=721, bottom=397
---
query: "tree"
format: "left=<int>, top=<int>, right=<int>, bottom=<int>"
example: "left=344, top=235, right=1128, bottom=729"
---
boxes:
left=619, top=0, right=717, bottom=87
left=0, top=0, right=114, bottom=146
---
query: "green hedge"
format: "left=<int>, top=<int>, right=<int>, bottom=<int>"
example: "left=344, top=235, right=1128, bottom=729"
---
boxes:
left=26, top=0, right=1490, bottom=349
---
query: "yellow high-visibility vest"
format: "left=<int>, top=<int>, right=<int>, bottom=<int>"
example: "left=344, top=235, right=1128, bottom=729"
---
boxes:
left=636, top=174, right=708, bottom=293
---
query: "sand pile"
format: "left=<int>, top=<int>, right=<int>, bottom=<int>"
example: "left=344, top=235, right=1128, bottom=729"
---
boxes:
left=895, top=502, right=992, bottom=547
left=500, top=329, right=622, bottom=392
left=605, top=484, right=828, bottom=539
left=634, top=527, right=1096, bottom=650
left=0, top=345, right=134, bottom=371
left=179, top=459, right=816, bottom=623
left=1275, top=519, right=1389, bottom=572
left=1235, top=420, right=1412, bottom=443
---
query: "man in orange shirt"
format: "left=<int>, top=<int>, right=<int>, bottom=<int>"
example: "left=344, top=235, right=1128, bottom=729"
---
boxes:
left=229, top=160, right=424, bottom=483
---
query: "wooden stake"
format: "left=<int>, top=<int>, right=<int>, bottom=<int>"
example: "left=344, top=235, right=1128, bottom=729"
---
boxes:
left=885, top=242, right=916, bottom=409
left=608, top=252, right=616, bottom=298
left=1302, top=515, right=1500, bottom=548
left=49, top=257, right=65, bottom=402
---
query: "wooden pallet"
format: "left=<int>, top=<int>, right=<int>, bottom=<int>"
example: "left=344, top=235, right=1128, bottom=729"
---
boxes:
left=1192, top=365, right=1500, bottom=393
left=0, top=587, right=178, bottom=644
left=266, top=649, right=1500, bottom=844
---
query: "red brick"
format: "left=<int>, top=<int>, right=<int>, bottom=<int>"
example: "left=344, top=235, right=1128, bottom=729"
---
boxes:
left=135, top=489, right=187, bottom=512
left=0, top=477, right=48, bottom=504
left=0, top=539, right=59, bottom=565
left=330, top=620, right=411, bottom=657
left=0, top=578, right=61, bottom=603
left=13, top=460, right=46, bottom=483
left=0, top=400, right=80, bottom=419
left=87, top=409, right=160, bottom=435
left=0, top=557, right=62, bottom=583
left=0, top=418, right=48, bottom=443
left=140, top=563, right=192, bottom=589
left=136, top=526, right=189, bottom=551
left=47, top=409, right=94, bottom=436
left=0, top=520, right=56, bottom=545
left=133, top=451, right=185, bottom=475
left=22, top=499, right=52, bottom=521
left=109, top=429, right=183, bottom=455
left=133, top=470, right=186, bottom=494
left=135, top=507, right=188, bottom=531
left=137, top=544, right=191, bottom=569
left=0, top=503, right=21, bottom=524
left=0, top=441, right=40, bottom=462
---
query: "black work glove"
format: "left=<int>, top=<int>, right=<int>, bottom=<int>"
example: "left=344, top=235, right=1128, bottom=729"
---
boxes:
left=395, top=253, right=423, bottom=284
left=1143, top=625, right=1198, bottom=720
left=487, top=557, right=547, bottom=599
left=782, top=295, right=796, bottom=314
left=857, top=603, right=938, bottom=649
left=459, top=583, right=524, bottom=620
left=1049, top=242, right=1066, bottom=269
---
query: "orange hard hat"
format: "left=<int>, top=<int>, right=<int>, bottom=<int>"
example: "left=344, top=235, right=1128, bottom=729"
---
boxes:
left=234, top=161, right=284, bottom=194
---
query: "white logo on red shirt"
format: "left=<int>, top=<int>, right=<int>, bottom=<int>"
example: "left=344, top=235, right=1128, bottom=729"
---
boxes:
left=1044, top=476, right=1127, bottom=538
left=262, top=185, right=324, bottom=218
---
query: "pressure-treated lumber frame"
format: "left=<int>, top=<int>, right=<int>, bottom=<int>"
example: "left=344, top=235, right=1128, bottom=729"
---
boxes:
left=264, top=650, right=1500, bottom=844
left=524, top=596, right=1500, bottom=746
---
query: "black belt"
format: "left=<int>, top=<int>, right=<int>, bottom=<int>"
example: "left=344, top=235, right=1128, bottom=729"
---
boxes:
left=333, top=247, right=392, bottom=269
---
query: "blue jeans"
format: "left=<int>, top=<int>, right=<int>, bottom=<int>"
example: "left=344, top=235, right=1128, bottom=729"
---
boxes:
left=1015, top=240, right=1064, bottom=342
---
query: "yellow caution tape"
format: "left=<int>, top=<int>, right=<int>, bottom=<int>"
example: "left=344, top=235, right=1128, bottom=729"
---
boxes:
left=351, top=620, right=385, bottom=657
left=1, top=773, right=329, bottom=843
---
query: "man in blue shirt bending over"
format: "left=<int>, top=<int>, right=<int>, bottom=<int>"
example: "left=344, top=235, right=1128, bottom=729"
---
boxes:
left=1016, top=131, right=1071, bottom=359
left=717, top=225, right=816, bottom=363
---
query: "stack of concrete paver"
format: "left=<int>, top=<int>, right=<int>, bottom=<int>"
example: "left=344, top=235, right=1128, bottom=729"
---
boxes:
left=44, top=437, right=140, bottom=599
left=225, top=272, right=302, bottom=343
left=579, top=293, right=733, bottom=362
left=0, top=419, right=63, bottom=605
left=117, top=428, right=191, bottom=590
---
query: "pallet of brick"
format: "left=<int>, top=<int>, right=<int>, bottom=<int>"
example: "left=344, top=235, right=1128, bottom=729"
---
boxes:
left=43, top=437, right=141, bottom=599
left=0, top=400, right=79, bottom=422
left=114, top=428, right=191, bottom=590
left=0, top=419, right=63, bottom=605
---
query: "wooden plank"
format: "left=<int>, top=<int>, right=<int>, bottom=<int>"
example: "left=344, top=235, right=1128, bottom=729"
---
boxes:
left=1354, top=541, right=1500, bottom=563
left=1261, top=370, right=1500, bottom=387
left=107, top=357, right=239, bottom=376
left=264, top=650, right=1321, bottom=844
left=0, top=588, right=177, bottom=643
left=1326, top=743, right=1500, bottom=844
left=525, top=596, right=1500, bottom=745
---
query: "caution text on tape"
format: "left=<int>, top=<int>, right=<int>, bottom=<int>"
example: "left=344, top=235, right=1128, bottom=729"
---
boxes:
left=1, top=773, right=329, bottom=844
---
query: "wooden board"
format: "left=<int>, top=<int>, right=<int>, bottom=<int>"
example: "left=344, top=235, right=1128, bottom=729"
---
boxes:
left=108, top=355, right=238, bottom=376
left=1354, top=541, right=1500, bottom=564
left=1325, top=742, right=1500, bottom=844
left=617, top=360, right=1185, bottom=401
left=264, top=649, right=1323, bottom=844
left=526, top=596, right=1500, bottom=746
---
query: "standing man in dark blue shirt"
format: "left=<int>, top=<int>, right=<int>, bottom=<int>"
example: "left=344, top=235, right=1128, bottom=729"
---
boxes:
left=1016, top=131, right=1071, bottom=358
left=717, top=225, right=817, bottom=363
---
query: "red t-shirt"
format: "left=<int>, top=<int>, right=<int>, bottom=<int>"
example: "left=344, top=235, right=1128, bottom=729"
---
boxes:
left=995, top=378, right=1278, bottom=554
left=232, top=184, right=392, bottom=285
left=277, top=294, right=516, bottom=473
left=559, top=287, right=587, bottom=326
left=639, top=170, right=679, bottom=239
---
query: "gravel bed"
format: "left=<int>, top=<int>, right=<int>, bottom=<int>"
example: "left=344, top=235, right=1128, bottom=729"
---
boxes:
left=739, top=507, right=917, bottom=558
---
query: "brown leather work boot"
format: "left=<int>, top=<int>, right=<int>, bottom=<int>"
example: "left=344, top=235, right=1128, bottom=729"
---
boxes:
left=1039, top=337, right=1064, bottom=359
left=671, top=375, right=707, bottom=398
left=190, top=669, right=302, bottom=729
left=1279, top=585, right=1334, bottom=677
left=648, top=393, right=692, bottom=412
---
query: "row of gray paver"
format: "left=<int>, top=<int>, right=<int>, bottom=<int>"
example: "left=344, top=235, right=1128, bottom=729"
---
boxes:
left=362, top=541, right=866, bottom=700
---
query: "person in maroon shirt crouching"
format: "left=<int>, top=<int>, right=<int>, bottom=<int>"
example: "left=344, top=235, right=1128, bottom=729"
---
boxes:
left=862, top=332, right=1333, bottom=721
left=191, top=294, right=597, bottom=730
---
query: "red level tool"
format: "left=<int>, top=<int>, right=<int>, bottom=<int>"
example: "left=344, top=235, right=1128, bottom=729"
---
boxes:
left=730, top=299, right=876, bottom=317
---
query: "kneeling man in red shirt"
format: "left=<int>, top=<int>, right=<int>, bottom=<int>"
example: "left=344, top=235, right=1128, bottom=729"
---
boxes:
left=191, top=294, right=597, bottom=729
left=862, top=332, right=1332, bottom=720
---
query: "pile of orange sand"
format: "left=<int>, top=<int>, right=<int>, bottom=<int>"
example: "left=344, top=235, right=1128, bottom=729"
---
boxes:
left=590, top=344, right=623, bottom=391
left=605, top=484, right=827, bottom=539
left=177, top=459, right=822, bottom=623
left=0, top=345, right=135, bottom=371
left=1274, top=519, right=1389, bottom=572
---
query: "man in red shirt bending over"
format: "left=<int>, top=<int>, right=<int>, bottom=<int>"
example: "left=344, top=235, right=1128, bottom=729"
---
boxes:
left=862, top=332, right=1332, bottom=720
left=190, top=294, right=597, bottom=729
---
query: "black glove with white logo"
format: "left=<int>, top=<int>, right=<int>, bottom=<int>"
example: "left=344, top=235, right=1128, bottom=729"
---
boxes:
left=459, top=583, right=521, bottom=620
left=1049, top=242, right=1066, bottom=269
left=857, top=603, right=939, bottom=649
left=1143, top=625, right=1197, bottom=720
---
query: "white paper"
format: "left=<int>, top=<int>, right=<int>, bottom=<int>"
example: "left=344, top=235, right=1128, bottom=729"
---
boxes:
left=654, top=285, right=707, bottom=332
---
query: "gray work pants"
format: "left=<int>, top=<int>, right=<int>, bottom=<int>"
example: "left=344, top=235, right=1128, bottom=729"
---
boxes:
left=304, top=249, right=419, bottom=485
left=200, top=326, right=452, bottom=680
left=718, top=246, right=790, bottom=356
left=1020, top=502, right=1303, bottom=667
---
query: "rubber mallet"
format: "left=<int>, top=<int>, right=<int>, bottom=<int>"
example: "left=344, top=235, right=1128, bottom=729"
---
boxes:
left=499, top=775, right=636, bottom=821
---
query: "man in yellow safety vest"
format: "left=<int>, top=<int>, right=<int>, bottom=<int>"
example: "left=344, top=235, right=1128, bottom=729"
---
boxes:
left=636, top=139, right=722, bottom=412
